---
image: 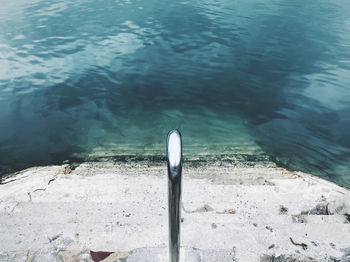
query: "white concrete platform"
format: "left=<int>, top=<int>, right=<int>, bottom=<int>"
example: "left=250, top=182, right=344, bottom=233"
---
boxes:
left=0, top=162, right=349, bottom=261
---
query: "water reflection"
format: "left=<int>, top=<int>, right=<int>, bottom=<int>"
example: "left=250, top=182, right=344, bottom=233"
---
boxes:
left=0, top=0, right=349, bottom=186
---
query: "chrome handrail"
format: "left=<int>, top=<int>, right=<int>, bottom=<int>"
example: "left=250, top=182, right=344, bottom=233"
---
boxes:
left=167, top=130, right=182, bottom=262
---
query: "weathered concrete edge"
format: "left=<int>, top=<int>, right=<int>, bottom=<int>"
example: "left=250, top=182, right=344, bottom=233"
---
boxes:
left=0, top=160, right=348, bottom=191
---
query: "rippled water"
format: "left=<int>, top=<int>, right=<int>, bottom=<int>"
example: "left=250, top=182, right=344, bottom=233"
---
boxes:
left=1, top=0, right=350, bottom=186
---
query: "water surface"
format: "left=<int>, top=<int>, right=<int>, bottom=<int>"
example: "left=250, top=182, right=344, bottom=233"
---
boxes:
left=1, top=0, right=350, bottom=186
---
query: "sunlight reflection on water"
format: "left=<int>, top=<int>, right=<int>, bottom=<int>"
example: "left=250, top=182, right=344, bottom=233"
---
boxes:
left=0, top=0, right=350, bottom=186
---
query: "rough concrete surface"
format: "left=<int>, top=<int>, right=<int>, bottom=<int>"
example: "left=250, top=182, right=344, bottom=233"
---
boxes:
left=0, top=162, right=349, bottom=261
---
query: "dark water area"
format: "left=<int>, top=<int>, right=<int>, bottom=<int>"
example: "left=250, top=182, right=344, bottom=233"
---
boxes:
left=0, top=0, right=350, bottom=186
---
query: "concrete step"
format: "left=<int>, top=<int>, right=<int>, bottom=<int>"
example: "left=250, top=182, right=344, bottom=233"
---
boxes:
left=0, top=202, right=348, bottom=226
left=0, top=218, right=349, bottom=249
left=1, top=174, right=347, bottom=217
left=0, top=221, right=349, bottom=260
left=0, top=247, right=237, bottom=262
left=0, top=163, right=349, bottom=261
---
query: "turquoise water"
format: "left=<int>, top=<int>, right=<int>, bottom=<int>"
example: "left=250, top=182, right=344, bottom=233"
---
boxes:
left=0, top=0, right=350, bottom=186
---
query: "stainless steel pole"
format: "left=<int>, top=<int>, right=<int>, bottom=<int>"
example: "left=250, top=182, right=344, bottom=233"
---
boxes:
left=167, top=130, right=182, bottom=262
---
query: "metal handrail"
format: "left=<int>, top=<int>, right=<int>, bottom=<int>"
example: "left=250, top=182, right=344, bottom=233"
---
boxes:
left=167, top=130, right=183, bottom=262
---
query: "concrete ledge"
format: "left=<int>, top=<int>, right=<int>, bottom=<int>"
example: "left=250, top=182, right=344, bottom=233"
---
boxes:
left=0, top=162, right=349, bottom=261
